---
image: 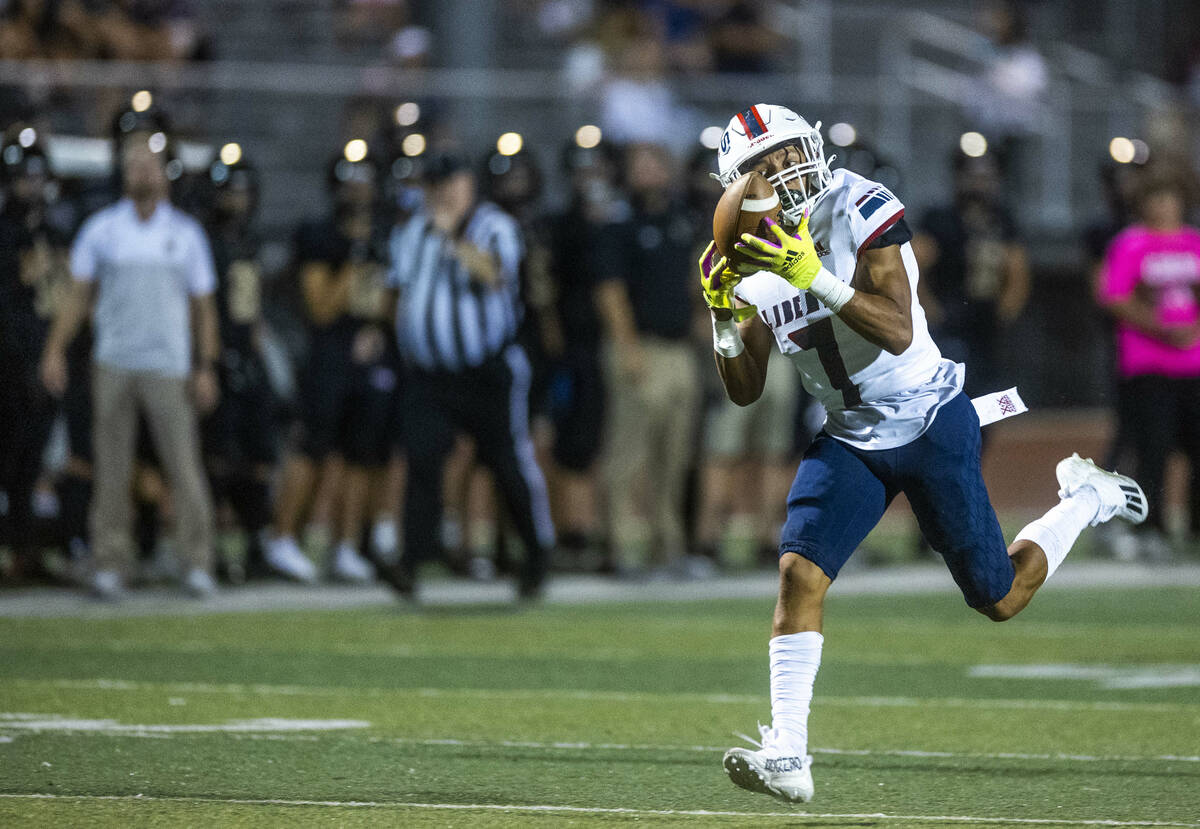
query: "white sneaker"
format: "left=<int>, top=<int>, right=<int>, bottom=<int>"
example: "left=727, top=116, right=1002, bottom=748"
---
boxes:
left=90, top=569, right=125, bottom=601
left=723, top=724, right=814, bottom=803
left=1056, top=453, right=1148, bottom=526
left=331, top=543, right=374, bottom=583
left=182, top=568, right=217, bottom=598
left=264, top=535, right=319, bottom=583
left=371, top=519, right=400, bottom=566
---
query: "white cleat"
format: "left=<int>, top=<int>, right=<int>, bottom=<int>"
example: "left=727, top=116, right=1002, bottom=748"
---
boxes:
left=264, top=535, right=319, bottom=583
left=1056, top=453, right=1148, bottom=526
left=331, top=543, right=375, bottom=583
left=90, top=569, right=126, bottom=602
left=723, top=725, right=814, bottom=803
left=181, top=568, right=217, bottom=599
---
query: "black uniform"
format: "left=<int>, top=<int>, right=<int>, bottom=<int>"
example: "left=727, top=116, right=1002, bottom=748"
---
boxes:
left=543, top=202, right=611, bottom=472
left=386, top=199, right=554, bottom=597
left=292, top=216, right=398, bottom=467
left=0, top=204, right=71, bottom=564
left=918, top=200, right=1019, bottom=396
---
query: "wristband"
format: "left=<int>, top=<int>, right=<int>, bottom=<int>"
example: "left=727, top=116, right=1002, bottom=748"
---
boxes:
left=712, top=314, right=745, bottom=358
left=807, top=267, right=856, bottom=313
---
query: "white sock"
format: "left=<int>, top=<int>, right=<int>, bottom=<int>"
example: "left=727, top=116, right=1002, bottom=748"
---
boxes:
left=769, top=631, right=823, bottom=755
left=1013, top=487, right=1101, bottom=580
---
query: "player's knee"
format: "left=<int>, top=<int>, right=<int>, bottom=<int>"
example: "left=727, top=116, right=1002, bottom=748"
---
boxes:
left=978, top=602, right=1017, bottom=622
left=778, top=553, right=830, bottom=599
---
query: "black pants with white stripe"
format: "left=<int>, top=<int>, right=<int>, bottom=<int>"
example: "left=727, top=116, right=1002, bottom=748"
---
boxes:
left=399, top=343, right=555, bottom=589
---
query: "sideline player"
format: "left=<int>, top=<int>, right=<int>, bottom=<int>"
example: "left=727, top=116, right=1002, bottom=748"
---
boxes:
left=699, top=104, right=1149, bottom=803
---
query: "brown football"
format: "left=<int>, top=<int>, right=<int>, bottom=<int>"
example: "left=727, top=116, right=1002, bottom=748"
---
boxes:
left=713, top=170, right=782, bottom=267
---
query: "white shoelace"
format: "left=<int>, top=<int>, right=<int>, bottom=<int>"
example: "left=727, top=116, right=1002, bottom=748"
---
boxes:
left=733, top=722, right=776, bottom=751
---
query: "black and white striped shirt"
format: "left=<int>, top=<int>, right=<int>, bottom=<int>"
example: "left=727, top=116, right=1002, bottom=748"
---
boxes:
left=387, top=201, right=524, bottom=372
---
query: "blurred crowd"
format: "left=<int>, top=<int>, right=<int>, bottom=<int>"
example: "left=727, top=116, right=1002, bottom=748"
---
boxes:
left=2, top=88, right=1198, bottom=603
left=2, top=0, right=1200, bottom=600
left=0, top=93, right=829, bottom=597
left=0, top=0, right=208, bottom=61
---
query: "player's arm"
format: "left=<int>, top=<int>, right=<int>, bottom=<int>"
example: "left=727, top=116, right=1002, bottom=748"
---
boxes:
left=191, top=293, right=221, bottom=368
left=736, top=216, right=912, bottom=355
left=714, top=305, right=773, bottom=406
left=997, top=242, right=1031, bottom=324
left=698, top=241, right=771, bottom=405
left=594, top=277, right=644, bottom=380
left=39, top=278, right=94, bottom=396
left=301, top=261, right=352, bottom=326
left=910, top=231, right=943, bottom=326
left=841, top=244, right=913, bottom=355
left=1104, top=292, right=1200, bottom=349
left=1098, top=237, right=1200, bottom=349
left=190, top=293, right=222, bottom=413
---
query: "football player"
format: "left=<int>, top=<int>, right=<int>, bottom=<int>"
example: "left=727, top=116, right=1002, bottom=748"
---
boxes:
left=700, top=104, right=1149, bottom=803
left=201, top=148, right=278, bottom=582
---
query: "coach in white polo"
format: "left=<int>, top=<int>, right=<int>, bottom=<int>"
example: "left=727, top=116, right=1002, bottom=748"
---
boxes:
left=40, top=135, right=222, bottom=599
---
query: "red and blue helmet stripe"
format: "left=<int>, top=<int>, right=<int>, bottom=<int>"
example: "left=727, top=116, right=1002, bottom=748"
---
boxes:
left=736, top=106, right=769, bottom=139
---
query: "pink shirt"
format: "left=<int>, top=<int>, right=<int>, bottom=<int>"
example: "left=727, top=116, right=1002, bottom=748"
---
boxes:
left=1098, top=224, right=1200, bottom=378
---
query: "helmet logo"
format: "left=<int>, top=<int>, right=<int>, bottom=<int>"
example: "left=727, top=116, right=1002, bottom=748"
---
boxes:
left=720, top=131, right=731, bottom=155
left=736, top=106, right=769, bottom=139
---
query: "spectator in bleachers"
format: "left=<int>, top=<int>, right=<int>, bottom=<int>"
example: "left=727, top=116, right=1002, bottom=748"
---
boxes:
left=0, top=128, right=73, bottom=583
left=89, top=1, right=208, bottom=61
left=0, top=0, right=206, bottom=61
left=201, top=147, right=278, bottom=583
left=592, top=142, right=702, bottom=578
left=706, top=0, right=785, bottom=73
left=1097, top=172, right=1200, bottom=561
left=263, top=144, right=393, bottom=584
left=39, top=122, right=221, bottom=600
left=598, top=25, right=695, bottom=154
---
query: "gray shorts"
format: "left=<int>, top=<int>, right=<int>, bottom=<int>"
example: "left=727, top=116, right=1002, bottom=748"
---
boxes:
left=705, top=363, right=800, bottom=458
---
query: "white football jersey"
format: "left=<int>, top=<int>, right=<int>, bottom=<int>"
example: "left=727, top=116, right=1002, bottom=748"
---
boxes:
left=733, top=168, right=962, bottom=450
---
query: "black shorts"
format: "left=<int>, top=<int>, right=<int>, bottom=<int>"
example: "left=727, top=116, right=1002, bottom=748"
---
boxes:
left=296, top=322, right=399, bottom=467
left=549, top=346, right=605, bottom=472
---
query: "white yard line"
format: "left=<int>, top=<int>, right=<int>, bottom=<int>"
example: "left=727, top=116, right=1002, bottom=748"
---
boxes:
left=1, top=562, right=1198, bottom=618
left=8, top=677, right=1197, bottom=713
left=0, top=793, right=1196, bottom=826
left=3, top=723, right=1196, bottom=766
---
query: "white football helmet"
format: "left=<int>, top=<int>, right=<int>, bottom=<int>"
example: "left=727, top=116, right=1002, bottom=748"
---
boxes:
left=716, top=104, right=833, bottom=224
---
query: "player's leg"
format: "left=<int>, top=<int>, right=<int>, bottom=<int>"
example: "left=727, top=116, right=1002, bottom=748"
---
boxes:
left=601, top=341, right=652, bottom=573
left=89, top=365, right=140, bottom=596
left=724, top=434, right=889, bottom=804
left=643, top=340, right=699, bottom=570
left=384, top=371, right=458, bottom=598
left=997, top=451, right=1147, bottom=618
left=265, top=342, right=349, bottom=582
left=332, top=361, right=398, bottom=582
left=901, top=393, right=1016, bottom=615
left=1176, top=377, right=1200, bottom=546
left=138, top=371, right=216, bottom=595
left=905, top=393, right=1146, bottom=621
left=470, top=345, right=555, bottom=598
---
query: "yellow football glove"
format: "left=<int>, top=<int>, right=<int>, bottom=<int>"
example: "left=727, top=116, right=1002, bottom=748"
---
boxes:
left=734, top=214, right=823, bottom=290
left=698, top=241, right=758, bottom=323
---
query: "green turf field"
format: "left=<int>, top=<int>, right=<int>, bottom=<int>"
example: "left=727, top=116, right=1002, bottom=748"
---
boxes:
left=1, top=583, right=1198, bottom=827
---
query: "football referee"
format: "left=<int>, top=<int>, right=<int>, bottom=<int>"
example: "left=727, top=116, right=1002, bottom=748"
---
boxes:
left=382, top=151, right=554, bottom=600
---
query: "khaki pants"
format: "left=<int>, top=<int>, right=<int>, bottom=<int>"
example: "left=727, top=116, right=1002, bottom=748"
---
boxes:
left=91, top=364, right=214, bottom=576
left=602, top=338, right=700, bottom=568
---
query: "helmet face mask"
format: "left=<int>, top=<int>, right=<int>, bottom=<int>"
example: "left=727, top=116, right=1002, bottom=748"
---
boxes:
left=717, top=104, right=833, bottom=224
